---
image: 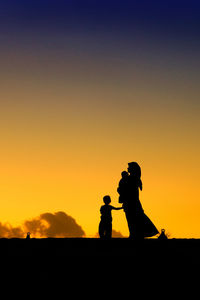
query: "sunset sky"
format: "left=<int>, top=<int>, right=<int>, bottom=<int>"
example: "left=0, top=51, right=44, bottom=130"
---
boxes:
left=0, top=0, right=199, bottom=238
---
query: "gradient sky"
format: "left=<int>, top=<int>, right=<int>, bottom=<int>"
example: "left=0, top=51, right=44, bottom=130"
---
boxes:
left=0, top=0, right=200, bottom=238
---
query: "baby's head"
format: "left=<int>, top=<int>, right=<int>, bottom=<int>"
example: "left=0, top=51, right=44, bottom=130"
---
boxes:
left=121, top=171, right=129, bottom=178
left=103, top=195, right=111, bottom=205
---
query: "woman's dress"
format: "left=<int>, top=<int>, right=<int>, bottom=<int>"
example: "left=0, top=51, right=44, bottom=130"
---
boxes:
left=118, top=175, right=159, bottom=238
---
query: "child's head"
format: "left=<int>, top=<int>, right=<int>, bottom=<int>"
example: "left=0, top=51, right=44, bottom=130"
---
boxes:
left=121, top=171, right=129, bottom=178
left=103, top=195, right=111, bottom=205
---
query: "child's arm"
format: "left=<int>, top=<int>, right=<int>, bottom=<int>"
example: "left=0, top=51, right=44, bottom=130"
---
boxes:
left=111, top=206, right=123, bottom=210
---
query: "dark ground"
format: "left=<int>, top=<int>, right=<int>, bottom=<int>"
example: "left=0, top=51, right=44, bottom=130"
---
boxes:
left=1, top=238, right=199, bottom=295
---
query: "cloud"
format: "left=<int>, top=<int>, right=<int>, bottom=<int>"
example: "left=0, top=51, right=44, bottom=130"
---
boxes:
left=111, top=229, right=124, bottom=238
left=95, top=229, right=124, bottom=238
left=0, top=222, right=24, bottom=238
left=0, top=211, right=85, bottom=238
left=24, top=211, right=85, bottom=238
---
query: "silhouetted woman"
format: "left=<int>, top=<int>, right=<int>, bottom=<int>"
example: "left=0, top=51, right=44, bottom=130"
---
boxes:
left=117, top=162, right=158, bottom=239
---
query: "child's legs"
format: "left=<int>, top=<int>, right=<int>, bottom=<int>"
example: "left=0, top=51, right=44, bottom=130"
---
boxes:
left=99, top=220, right=105, bottom=238
left=105, top=222, right=112, bottom=239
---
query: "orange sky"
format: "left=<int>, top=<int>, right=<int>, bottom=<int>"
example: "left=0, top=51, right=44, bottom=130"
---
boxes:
left=0, top=1, right=200, bottom=238
left=0, top=79, right=199, bottom=238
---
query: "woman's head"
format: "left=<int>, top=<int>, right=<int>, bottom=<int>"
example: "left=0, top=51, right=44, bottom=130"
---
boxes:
left=128, top=162, right=141, bottom=177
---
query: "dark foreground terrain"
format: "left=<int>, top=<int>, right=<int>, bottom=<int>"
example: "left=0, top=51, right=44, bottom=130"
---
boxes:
left=1, top=238, right=199, bottom=295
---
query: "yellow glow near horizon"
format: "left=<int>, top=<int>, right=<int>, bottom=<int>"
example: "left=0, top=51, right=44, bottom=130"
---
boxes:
left=0, top=84, right=199, bottom=238
left=0, top=45, right=199, bottom=238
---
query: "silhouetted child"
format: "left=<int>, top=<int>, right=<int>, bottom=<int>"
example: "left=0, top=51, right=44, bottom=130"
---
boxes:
left=117, top=171, right=129, bottom=203
left=99, top=195, right=123, bottom=239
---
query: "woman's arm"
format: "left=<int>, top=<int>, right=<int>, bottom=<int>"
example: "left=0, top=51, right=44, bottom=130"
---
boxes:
left=139, top=179, right=143, bottom=191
